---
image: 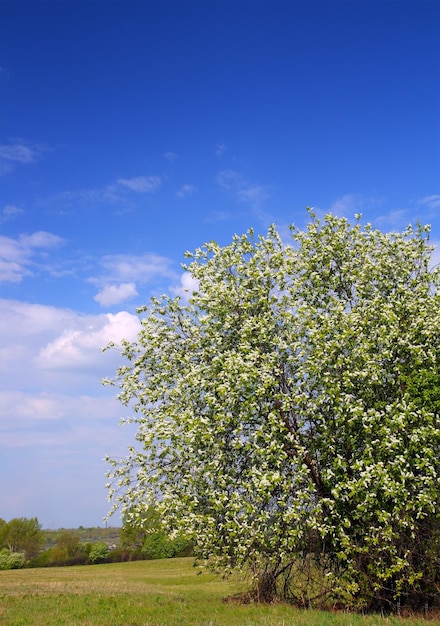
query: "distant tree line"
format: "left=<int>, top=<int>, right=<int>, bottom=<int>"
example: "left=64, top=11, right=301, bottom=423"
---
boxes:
left=0, top=512, right=191, bottom=569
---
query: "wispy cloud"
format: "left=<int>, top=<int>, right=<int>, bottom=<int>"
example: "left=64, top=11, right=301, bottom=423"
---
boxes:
left=217, top=169, right=273, bottom=226
left=204, top=209, right=235, bottom=222
left=117, top=176, right=161, bottom=193
left=217, top=170, right=243, bottom=193
left=0, top=142, right=41, bottom=164
left=328, top=193, right=363, bottom=217
left=48, top=175, right=162, bottom=212
left=418, top=195, right=440, bottom=210
left=237, top=185, right=269, bottom=205
left=0, top=140, right=46, bottom=175
left=53, top=186, right=121, bottom=209
left=374, top=208, right=410, bottom=227
left=0, top=391, right=66, bottom=425
left=217, top=170, right=270, bottom=208
left=89, top=253, right=177, bottom=308
left=0, top=231, right=64, bottom=283
left=163, top=151, right=177, bottom=162
left=1, top=204, right=23, bottom=223
left=215, top=143, right=226, bottom=156
left=176, top=184, right=197, bottom=198
left=98, top=253, right=176, bottom=283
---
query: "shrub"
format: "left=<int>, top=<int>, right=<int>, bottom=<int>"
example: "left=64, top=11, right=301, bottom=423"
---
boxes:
left=89, top=541, right=110, bottom=564
left=0, top=548, right=26, bottom=570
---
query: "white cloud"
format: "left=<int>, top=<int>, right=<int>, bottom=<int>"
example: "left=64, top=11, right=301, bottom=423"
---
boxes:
left=0, top=298, right=141, bottom=526
left=0, top=231, right=64, bottom=283
left=176, top=184, right=197, bottom=198
left=0, top=299, right=70, bottom=341
left=96, top=253, right=176, bottom=284
left=94, top=282, right=138, bottom=306
left=170, top=271, right=199, bottom=301
left=36, top=310, right=140, bottom=371
left=0, top=299, right=140, bottom=428
left=117, top=176, right=161, bottom=193
left=216, top=143, right=226, bottom=156
left=0, top=259, right=28, bottom=282
left=89, top=253, right=177, bottom=307
left=0, top=299, right=140, bottom=389
left=23, top=231, right=63, bottom=248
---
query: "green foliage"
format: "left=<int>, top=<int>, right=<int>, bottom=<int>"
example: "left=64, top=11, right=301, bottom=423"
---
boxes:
left=0, top=517, right=44, bottom=560
left=121, top=506, right=192, bottom=559
left=89, top=541, right=110, bottom=563
left=27, top=548, right=54, bottom=568
left=142, top=531, right=191, bottom=560
left=106, top=213, right=440, bottom=612
left=0, top=548, right=26, bottom=570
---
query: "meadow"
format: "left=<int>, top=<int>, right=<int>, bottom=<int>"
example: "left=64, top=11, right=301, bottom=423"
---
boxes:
left=0, top=558, right=439, bottom=626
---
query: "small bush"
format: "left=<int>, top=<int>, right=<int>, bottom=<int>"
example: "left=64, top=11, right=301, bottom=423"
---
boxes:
left=89, top=541, right=110, bottom=564
left=0, top=548, right=26, bottom=570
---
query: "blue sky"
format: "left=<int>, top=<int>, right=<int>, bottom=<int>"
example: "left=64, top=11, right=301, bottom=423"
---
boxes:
left=0, top=0, right=439, bottom=529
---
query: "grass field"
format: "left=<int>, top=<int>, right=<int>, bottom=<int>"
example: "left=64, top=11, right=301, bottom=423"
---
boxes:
left=0, top=558, right=439, bottom=626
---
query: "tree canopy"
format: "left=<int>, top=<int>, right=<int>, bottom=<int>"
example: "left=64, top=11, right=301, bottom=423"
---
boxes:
left=106, top=212, right=440, bottom=611
left=0, top=517, right=43, bottom=561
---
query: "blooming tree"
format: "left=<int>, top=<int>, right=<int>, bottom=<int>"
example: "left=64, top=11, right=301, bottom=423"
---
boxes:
left=105, top=213, right=440, bottom=611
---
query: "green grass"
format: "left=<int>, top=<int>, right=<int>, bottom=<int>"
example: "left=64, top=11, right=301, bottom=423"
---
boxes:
left=0, top=558, right=438, bottom=626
